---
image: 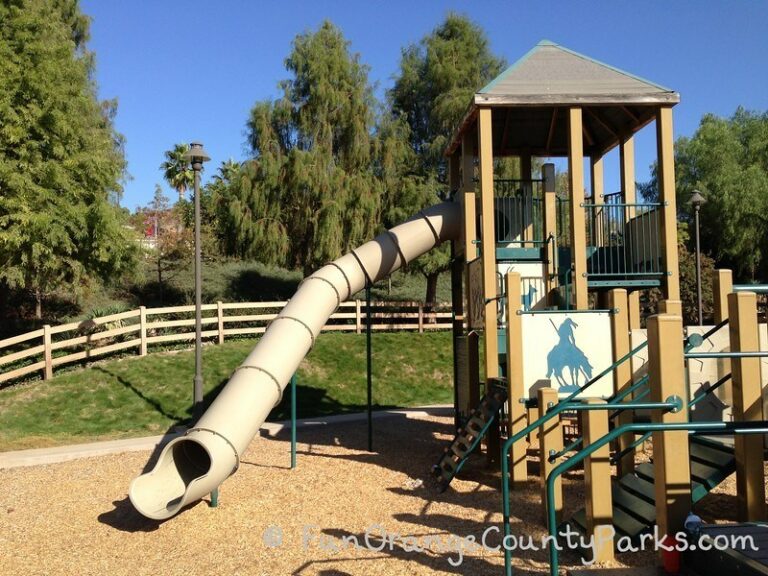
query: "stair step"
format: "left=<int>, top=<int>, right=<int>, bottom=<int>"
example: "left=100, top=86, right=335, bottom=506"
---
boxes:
left=618, top=473, right=656, bottom=504
left=690, top=440, right=735, bottom=469
left=612, top=484, right=657, bottom=524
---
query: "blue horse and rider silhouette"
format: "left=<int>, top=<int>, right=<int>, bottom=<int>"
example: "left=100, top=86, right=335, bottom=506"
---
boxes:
left=545, top=318, right=593, bottom=393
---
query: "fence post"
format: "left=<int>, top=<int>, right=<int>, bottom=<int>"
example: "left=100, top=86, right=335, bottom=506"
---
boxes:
left=355, top=300, right=362, bottom=334
left=139, top=306, right=147, bottom=356
left=43, top=324, right=53, bottom=380
left=418, top=302, right=424, bottom=333
left=538, top=387, right=563, bottom=524
left=217, top=301, right=225, bottom=345
left=728, top=291, right=766, bottom=521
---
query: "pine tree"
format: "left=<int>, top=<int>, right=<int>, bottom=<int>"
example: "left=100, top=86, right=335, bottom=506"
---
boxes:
left=0, top=0, right=134, bottom=319
left=222, top=21, right=380, bottom=275
left=387, top=14, right=506, bottom=305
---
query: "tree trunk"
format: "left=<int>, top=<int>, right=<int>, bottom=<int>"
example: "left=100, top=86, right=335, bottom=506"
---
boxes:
left=157, top=258, right=164, bottom=304
left=34, top=289, right=42, bottom=320
left=424, top=272, right=440, bottom=322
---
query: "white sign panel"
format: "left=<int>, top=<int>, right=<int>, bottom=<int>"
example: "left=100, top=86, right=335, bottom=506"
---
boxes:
left=521, top=312, right=614, bottom=398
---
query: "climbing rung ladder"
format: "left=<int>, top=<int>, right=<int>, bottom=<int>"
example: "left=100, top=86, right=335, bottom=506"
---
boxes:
left=432, top=384, right=508, bottom=492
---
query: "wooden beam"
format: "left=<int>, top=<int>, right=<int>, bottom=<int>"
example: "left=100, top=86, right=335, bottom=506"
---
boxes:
left=620, top=105, right=639, bottom=123
left=584, top=107, right=619, bottom=137
left=656, top=107, right=680, bottom=301
left=545, top=108, right=558, bottom=153
left=582, top=121, right=595, bottom=147
left=568, top=107, right=588, bottom=309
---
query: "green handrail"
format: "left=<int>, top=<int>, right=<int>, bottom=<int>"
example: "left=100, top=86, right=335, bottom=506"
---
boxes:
left=501, top=397, right=682, bottom=576
left=610, top=371, right=734, bottom=465
left=542, top=420, right=768, bottom=576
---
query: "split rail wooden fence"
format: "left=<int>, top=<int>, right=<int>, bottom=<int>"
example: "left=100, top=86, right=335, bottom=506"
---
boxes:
left=0, top=301, right=451, bottom=385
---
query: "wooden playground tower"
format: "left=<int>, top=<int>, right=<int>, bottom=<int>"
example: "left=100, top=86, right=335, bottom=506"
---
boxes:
left=445, top=39, right=682, bottom=446
left=435, top=41, right=768, bottom=573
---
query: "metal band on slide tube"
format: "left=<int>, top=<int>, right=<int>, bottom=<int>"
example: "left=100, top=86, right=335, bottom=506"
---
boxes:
left=300, top=275, right=342, bottom=307
left=350, top=250, right=373, bottom=286
left=269, top=315, right=317, bottom=348
left=418, top=210, right=441, bottom=244
left=386, top=230, right=409, bottom=267
left=230, top=365, right=284, bottom=405
left=325, top=262, right=353, bottom=301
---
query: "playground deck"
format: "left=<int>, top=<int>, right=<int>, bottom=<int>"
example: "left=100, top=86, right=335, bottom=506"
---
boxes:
left=0, top=410, right=759, bottom=576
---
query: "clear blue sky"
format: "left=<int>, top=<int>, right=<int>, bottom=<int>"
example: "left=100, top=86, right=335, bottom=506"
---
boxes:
left=80, top=0, right=768, bottom=211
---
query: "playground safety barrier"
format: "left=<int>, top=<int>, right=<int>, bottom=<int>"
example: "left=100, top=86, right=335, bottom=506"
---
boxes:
left=0, top=300, right=452, bottom=385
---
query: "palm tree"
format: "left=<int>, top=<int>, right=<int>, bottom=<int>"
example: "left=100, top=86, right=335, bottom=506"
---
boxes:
left=160, top=143, right=194, bottom=202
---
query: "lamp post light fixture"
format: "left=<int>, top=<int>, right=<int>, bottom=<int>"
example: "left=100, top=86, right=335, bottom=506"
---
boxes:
left=690, top=189, right=706, bottom=326
left=183, top=142, right=210, bottom=416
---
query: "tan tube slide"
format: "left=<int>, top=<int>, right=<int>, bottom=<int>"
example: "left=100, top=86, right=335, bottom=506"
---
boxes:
left=129, top=201, right=461, bottom=520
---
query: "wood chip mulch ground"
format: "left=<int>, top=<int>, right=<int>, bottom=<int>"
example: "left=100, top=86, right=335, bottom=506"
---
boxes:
left=0, top=412, right=759, bottom=576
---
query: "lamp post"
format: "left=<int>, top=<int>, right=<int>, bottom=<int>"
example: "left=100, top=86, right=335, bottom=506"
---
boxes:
left=183, top=142, right=210, bottom=416
left=690, top=190, right=706, bottom=326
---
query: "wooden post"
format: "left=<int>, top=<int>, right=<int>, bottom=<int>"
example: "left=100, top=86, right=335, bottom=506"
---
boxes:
left=656, top=107, right=681, bottom=302
left=528, top=405, right=540, bottom=446
left=418, top=302, right=424, bottom=334
left=521, top=153, right=533, bottom=243
left=355, top=300, right=362, bottom=334
left=43, top=324, right=53, bottom=381
left=609, top=289, right=634, bottom=475
left=216, top=301, right=224, bottom=345
left=462, top=132, right=477, bottom=261
left=542, top=163, right=557, bottom=305
left=139, top=306, right=148, bottom=356
left=467, top=331, right=481, bottom=412
left=622, top=141, right=641, bottom=329
left=505, top=271, right=527, bottom=486
left=590, top=155, right=604, bottom=246
left=478, top=107, right=500, bottom=465
left=583, top=398, right=614, bottom=563
left=713, top=269, right=733, bottom=323
left=628, top=291, right=642, bottom=330
left=728, top=291, right=766, bottom=521
left=658, top=299, right=682, bottom=317
left=538, top=387, right=563, bottom=524
left=648, top=313, right=690, bottom=544
left=568, top=107, right=588, bottom=310
left=620, top=136, right=636, bottom=207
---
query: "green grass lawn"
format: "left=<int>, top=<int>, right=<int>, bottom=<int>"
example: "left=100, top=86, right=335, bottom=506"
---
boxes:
left=0, top=331, right=453, bottom=450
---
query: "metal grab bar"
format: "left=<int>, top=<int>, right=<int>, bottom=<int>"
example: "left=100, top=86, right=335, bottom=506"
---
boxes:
left=540, top=420, right=768, bottom=576
left=686, top=351, right=768, bottom=359
left=501, top=398, right=683, bottom=576
left=733, top=285, right=768, bottom=294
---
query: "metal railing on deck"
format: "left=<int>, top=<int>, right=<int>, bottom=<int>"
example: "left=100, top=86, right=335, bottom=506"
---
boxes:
left=583, top=200, right=663, bottom=277
left=493, top=179, right=544, bottom=245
